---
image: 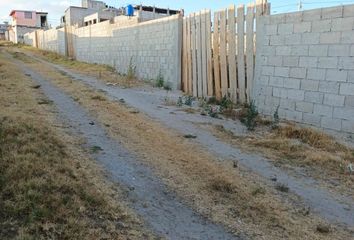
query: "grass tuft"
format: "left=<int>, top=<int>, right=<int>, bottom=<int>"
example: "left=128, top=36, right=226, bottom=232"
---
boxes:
left=210, top=177, right=235, bottom=194
left=91, top=95, right=107, bottom=101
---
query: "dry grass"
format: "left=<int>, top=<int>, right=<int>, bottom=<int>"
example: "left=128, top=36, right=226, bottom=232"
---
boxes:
left=20, top=47, right=354, bottom=239
left=10, top=51, right=36, bottom=63
left=17, top=45, right=143, bottom=88
left=0, top=41, right=14, bottom=47
left=0, top=49, right=155, bottom=239
left=211, top=123, right=354, bottom=196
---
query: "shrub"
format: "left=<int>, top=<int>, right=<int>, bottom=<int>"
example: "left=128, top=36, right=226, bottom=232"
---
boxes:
left=177, top=97, right=183, bottom=107
left=220, top=95, right=233, bottom=111
left=242, top=100, right=259, bottom=131
left=272, top=105, right=280, bottom=129
left=184, top=96, right=194, bottom=106
left=155, top=70, right=164, bottom=88
left=127, top=57, right=136, bottom=80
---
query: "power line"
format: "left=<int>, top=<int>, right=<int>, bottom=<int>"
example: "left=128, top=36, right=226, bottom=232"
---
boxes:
left=271, top=0, right=354, bottom=13
left=304, top=0, right=354, bottom=4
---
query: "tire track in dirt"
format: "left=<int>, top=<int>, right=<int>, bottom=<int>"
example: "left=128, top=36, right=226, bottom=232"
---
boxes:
left=25, top=52, right=354, bottom=229
left=5, top=52, right=239, bottom=239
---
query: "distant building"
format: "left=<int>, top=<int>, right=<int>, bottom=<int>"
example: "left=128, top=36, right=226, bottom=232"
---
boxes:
left=61, top=0, right=120, bottom=27
left=61, top=7, right=98, bottom=27
left=0, top=22, right=9, bottom=40
left=134, top=5, right=182, bottom=22
left=61, top=0, right=182, bottom=28
left=84, top=11, right=116, bottom=26
left=81, top=0, right=106, bottom=10
left=8, top=10, right=48, bottom=43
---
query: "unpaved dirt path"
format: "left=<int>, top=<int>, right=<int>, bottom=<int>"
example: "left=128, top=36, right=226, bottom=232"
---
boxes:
left=6, top=52, right=239, bottom=239
left=25, top=52, right=354, bottom=228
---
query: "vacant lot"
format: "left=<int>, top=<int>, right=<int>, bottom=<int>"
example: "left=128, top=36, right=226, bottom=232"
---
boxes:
left=0, top=47, right=155, bottom=239
left=1, top=42, right=354, bottom=239
left=11, top=44, right=354, bottom=237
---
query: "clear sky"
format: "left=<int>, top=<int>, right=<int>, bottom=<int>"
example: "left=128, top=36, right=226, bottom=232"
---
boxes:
left=1, top=0, right=354, bottom=27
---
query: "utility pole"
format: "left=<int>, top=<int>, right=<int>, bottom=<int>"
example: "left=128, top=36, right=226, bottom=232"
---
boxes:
left=298, top=0, right=303, bottom=11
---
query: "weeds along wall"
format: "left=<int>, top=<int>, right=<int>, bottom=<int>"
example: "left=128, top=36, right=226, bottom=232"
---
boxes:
left=254, top=4, right=354, bottom=134
left=24, top=15, right=182, bottom=89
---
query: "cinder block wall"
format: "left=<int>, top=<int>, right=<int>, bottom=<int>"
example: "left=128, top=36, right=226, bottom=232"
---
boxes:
left=73, top=15, right=182, bottom=89
left=24, top=31, right=36, bottom=46
left=254, top=4, right=354, bottom=134
left=24, top=28, right=66, bottom=56
left=24, top=15, right=182, bottom=89
left=38, top=28, right=66, bottom=55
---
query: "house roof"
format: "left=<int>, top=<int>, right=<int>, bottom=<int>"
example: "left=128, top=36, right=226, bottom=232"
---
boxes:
left=133, top=5, right=181, bottom=15
left=9, top=10, right=48, bottom=16
left=64, top=6, right=88, bottom=12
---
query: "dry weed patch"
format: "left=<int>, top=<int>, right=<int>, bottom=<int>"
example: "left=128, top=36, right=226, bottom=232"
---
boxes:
left=17, top=45, right=143, bottom=88
left=212, top=123, right=354, bottom=195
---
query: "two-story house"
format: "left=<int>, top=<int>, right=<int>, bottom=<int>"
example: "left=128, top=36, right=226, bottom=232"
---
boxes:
left=8, top=10, right=48, bottom=43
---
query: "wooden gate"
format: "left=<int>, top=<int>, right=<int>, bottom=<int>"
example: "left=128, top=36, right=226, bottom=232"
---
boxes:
left=181, top=0, right=270, bottom=103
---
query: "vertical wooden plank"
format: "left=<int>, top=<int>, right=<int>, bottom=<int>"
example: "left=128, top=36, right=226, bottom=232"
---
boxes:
left=191, top=14, right=198, bottom=97
left=187, top=16, right=193, bottom=94
left=256, top=0, right=265, bottom=17
left=182, top=17, right=187, bottom=92
left=265, top=2, right=271, bottom=15
left=219, top=9, right=228, bottom=98
left=35, top=30, right=38, bottom=48
left=206, top=10, right=213, bottom=96
left=255, top=0, right=264, bottom=58
left=237, top=5, right=246, bottom=103
left=201, top=10, right=208, bottom=97
left=228, top=5, right=237, bottom=102
left=213, top=11, right=221, bottom=100
left=246, top=4, right=255, bottom=103
left=196, top=12, right=203, bottom=97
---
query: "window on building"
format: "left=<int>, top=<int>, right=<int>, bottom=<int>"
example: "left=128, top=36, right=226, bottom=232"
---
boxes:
left=24, top=12, right=32, bottom=19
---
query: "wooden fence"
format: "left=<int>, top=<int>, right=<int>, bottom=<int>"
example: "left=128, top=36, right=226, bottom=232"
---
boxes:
left=182, top=0, right=270, bottom=103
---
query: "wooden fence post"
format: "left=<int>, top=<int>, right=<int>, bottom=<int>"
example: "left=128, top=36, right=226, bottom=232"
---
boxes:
left=228, top=5, right=237, bottom=102
left=246, top=4, right=255, bottom=103
left=237, top=5, right=246, bottom=103
left=213, top=12, right=221, bottom=100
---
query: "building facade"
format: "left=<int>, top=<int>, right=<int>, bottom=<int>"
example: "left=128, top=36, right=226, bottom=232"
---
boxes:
left=8, top=10, right=48, bottom=43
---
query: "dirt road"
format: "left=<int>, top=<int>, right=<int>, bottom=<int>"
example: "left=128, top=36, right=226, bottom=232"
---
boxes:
left=28, top=50, right=354, bottom=227
left=3, top=52, right=238, bottom=239
left=2, top=45, right=354, bottom=239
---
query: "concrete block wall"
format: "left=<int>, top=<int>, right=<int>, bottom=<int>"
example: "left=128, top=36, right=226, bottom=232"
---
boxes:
left=24, top=28, right=66, bottom=56
left=73, top=15, right=182, bottom=89
left=24, top=15, right=182, bottom=89
left=254, top=4, right=354, bottom=134
left=38, top=28, right=66, bottom=55
left=24, top=31, right=36, bottom=46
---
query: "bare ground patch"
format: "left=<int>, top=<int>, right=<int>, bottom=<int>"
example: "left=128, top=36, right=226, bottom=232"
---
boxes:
left=16, top=47, right=354, bottom=239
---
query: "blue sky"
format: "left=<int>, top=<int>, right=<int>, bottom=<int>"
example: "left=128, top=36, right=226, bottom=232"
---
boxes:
left=1, top=0, right=354, bottom=27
